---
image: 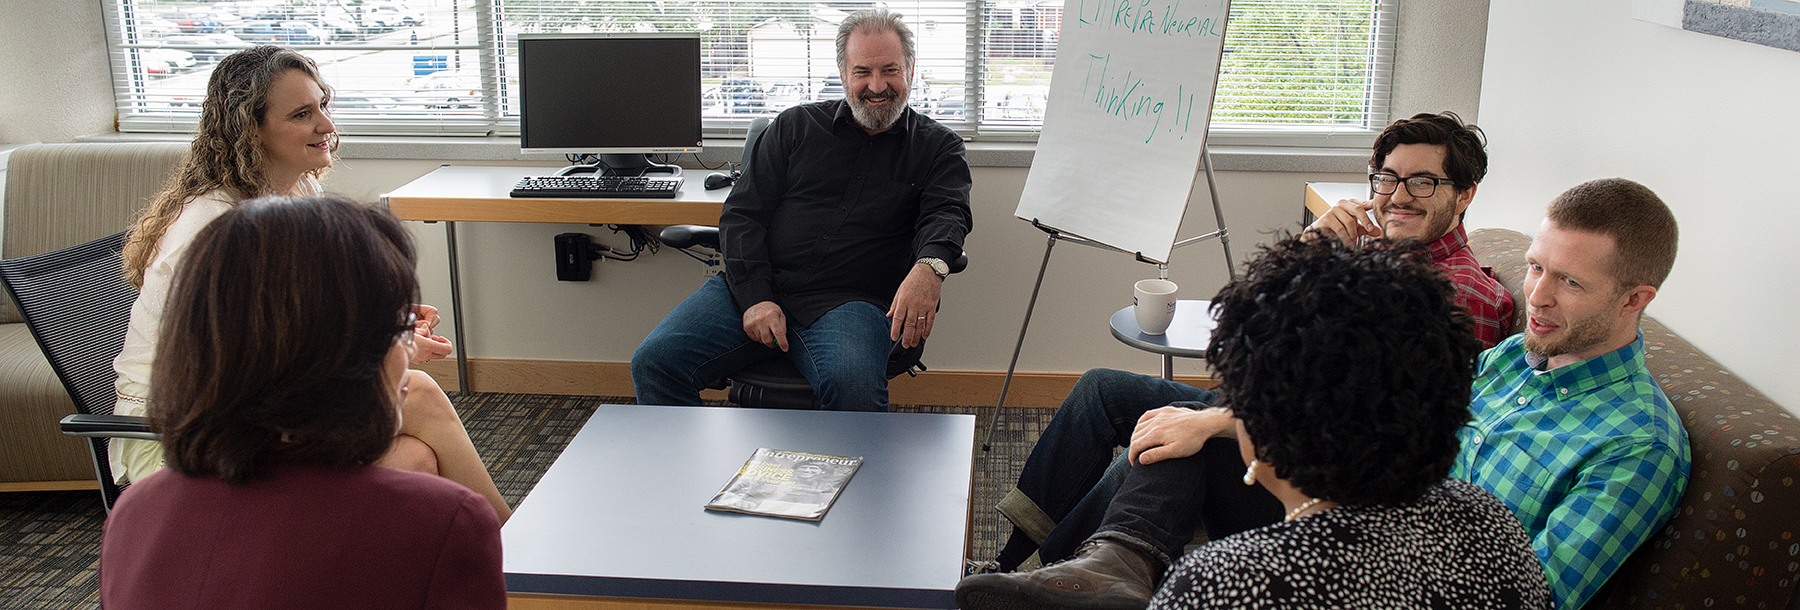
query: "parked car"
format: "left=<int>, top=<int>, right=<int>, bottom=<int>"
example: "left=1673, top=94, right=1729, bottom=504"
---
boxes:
left=365, top=4, right=423, bottom=29
left=140, top=17, right=182, bottom=37
left=330, top=95, right=407, bottom=114
left=721, top=78, right=764, bottom=113
left=164, top=11, right=228, bottom=33
left=762, top=81, right=810, bottom=112
left=140, top=48, right=197, bottom=74
left=160, top=33, right=247, bottom=62
left=923, top=85, right=966, bottom=119
left=314, top=13, right=364, bottom=40
left=815, top=75, right=844, bottom=101
left=410, top=70, right=480, bottom=109
left=200, top=10, right=243, bottom=31
left=237, top=20, right=325, bottom=44
left=995, top=86, right=1049, bottom=121
left=248, top=8, right=298, bottom=21
left=247, top=6, right=361, bottom=40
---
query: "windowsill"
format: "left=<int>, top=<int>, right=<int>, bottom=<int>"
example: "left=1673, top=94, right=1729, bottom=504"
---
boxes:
left=75, top=132, right=1371, bottom=174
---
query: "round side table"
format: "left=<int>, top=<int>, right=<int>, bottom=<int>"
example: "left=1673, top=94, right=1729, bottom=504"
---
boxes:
left=1109, top=300, right=1216, bottom=380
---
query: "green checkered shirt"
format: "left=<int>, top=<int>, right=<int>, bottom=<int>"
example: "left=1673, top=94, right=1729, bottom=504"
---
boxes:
left=1452, top=332, right=1689, bottom=610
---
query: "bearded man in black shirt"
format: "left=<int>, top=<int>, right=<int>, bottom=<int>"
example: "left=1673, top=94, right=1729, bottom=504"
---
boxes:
left=632, top=8, right=973, bottom=411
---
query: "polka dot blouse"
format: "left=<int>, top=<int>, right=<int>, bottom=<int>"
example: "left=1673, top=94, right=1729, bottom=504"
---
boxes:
left=1149, top=478, right=1551, bottom=610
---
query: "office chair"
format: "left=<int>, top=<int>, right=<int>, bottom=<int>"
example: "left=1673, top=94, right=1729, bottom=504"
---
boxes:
left=661, top=225, right=967, bottom=409
left=659, top=117, right=968, bottom=408
left=0, top=232, right=153, bottom=511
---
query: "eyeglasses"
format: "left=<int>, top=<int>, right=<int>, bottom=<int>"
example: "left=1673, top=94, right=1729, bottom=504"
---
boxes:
left=1369, top=173, right=1457, bottom=198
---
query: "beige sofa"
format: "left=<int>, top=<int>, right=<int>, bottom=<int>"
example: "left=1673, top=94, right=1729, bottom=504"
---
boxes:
left=0, top=141, right=187, bottom=488
left=1468, top=228, right=1800, bottom=610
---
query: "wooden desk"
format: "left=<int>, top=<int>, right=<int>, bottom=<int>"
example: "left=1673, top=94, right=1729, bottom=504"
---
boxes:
left=503, top=405, right=975, bottom=609
left=380, top=166, right=731, bottom=389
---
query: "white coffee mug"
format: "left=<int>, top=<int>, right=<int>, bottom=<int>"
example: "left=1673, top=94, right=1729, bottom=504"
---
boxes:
left=1133, top=279, right=1179, bottom=335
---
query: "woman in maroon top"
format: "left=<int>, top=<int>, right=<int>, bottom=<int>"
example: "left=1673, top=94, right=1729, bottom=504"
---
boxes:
left=99, top=195, right=504, bottom=609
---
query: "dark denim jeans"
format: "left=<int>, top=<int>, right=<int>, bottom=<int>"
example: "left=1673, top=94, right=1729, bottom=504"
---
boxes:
left=631, top=276, right=892, bottom=411
left=995, top=368, right=1281, bottom=568
left=1092, top=438, right=1284, bottom=566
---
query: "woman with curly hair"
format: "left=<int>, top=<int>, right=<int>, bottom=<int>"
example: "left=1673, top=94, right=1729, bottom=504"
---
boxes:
left=101, top=195, right=504, bottom=608
left=1147, top=236, right=1550, bottom=609
left=111, top=46, right=510, bottom=522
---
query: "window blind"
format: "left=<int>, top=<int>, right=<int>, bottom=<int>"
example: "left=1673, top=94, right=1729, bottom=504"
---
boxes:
left=102, top=0, right=1392, bottom=139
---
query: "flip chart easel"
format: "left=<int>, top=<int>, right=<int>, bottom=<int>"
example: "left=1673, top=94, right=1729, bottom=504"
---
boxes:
left=981, top=149, right=1236, bottom=450
left=981, top=0, right=1236, bottom=450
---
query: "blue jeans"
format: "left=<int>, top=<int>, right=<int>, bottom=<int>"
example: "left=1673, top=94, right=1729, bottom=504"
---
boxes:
left=995, top=368, right=1280, bottom=568
left=632, top=276, right=892, bottom=411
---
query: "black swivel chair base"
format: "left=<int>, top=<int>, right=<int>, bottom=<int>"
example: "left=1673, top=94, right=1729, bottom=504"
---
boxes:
left=724, top=358, right=822, bottom=410
left=712, top=342, right=932, bottom=410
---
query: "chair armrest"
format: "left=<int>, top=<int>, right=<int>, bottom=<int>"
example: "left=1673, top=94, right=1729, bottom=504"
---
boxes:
left=59, top=414, right=157, bottom=441
left=949, top=252, right=969, bottom=274
left=660, top=225, right=720, bottom=249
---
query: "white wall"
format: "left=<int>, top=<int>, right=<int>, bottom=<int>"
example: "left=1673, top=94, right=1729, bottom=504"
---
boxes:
left=1476, top=0, right=1800, bottom=409
left=0, top=0, right=115, bottom=146
left=322, top=159, right=1359, bottom=379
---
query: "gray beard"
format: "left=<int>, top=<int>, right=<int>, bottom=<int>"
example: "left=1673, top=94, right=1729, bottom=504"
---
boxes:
left=849, top=96, right=906, bottom=132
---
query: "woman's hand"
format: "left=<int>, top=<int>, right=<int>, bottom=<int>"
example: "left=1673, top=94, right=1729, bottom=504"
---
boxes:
left=411, top=304, right=454, bottom=362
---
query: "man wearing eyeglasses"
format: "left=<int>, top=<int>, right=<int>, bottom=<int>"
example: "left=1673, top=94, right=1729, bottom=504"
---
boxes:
left=957, top=112, right=1518, bottom=608
left=1307, top=111, right=1513, bottom=346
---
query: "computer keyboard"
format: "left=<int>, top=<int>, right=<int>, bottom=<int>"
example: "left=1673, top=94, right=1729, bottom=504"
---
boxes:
left=510, top=175, right=682, bottom=199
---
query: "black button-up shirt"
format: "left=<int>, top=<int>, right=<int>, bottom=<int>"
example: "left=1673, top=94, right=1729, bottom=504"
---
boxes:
left=719, top=100, right=973, bottom=326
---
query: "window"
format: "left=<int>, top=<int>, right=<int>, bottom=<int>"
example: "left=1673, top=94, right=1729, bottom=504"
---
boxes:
left=103, top=0, right=1394, bottom=141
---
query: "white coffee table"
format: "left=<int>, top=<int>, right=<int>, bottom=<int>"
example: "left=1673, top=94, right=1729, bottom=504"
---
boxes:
left=503, top=404, right=975, bottom=609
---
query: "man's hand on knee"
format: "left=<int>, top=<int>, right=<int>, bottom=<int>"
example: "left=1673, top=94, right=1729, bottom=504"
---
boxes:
left=887, top=264, right=944, bottom=348
left=742, top=301, right=789, bottom=351
left=1128, top=406, right=1236, bottom=465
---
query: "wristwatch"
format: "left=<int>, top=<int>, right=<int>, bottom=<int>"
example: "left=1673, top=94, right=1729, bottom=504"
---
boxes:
left=916, top=257, right=950, bottom=278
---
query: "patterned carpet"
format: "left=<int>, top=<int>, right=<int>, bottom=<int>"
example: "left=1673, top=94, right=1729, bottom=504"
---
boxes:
left=0, top=393, right=1054, bottom=608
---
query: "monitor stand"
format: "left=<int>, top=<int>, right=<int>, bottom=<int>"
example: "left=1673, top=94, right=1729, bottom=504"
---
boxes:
left=555, top=154, right=683, bottom=178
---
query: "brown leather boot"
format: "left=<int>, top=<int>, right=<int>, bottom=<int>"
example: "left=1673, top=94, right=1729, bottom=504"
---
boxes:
left=954, top=539, right=1163, bottom=610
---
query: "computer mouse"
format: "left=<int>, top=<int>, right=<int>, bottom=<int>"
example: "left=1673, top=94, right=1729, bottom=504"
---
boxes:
left=704, top=172, right=738, bottom=190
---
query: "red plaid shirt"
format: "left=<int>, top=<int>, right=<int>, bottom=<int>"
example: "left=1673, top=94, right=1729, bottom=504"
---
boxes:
left=1426, top=224, right=1515, bottom=348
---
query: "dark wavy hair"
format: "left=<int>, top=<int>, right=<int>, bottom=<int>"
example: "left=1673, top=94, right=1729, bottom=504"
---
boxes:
left=1205, top=235, right=1484, bottom=506
left=150, top=194, right=417, bottom=485
left=1370, top=111, right=1487, bottom=192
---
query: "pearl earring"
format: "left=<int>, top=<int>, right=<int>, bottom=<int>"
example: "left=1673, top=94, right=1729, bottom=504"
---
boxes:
left=1242, top=459, right=1259, bottom=486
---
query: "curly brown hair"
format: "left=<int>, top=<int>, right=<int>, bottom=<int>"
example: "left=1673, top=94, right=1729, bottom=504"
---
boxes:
left=123, top=46, right=336, bottom=287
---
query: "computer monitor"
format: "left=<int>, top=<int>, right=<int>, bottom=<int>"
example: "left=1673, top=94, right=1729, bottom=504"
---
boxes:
left=517, top=32, right=703, bottom=177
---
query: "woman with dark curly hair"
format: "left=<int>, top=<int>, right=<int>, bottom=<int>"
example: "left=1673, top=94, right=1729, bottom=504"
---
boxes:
left=1147, top=236, right=1549, bottom=609
left=110, top=46, right=510, bottom=522
left=100, top=195, right=503, bottom=608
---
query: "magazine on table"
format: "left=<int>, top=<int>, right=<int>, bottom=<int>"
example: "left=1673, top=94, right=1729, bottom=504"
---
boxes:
left=704, top=448, right=863, bottom=521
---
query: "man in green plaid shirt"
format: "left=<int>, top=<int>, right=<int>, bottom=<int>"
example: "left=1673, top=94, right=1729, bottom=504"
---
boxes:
left=1452, top=178, right=1688, bottom=609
